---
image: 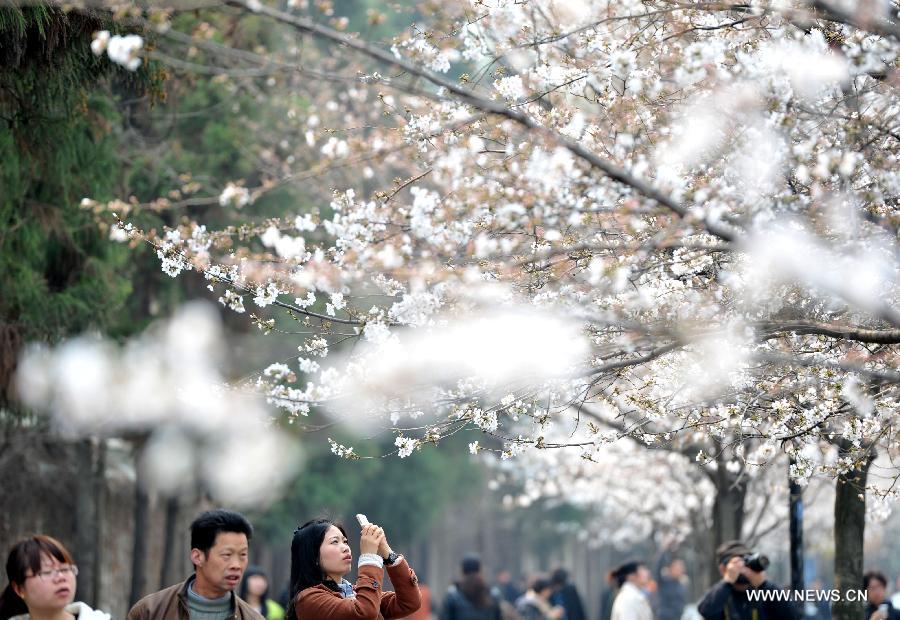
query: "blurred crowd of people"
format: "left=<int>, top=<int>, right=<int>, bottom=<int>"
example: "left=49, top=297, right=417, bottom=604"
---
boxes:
left=425, top=541, right=900, bottom=620
left=434, top=554, right=583, bottom=620
left=5, top=516, right=900, bottom=620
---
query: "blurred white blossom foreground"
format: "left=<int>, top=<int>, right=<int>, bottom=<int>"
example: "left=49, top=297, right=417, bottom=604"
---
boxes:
left=16, top=302, right=299, bottom=506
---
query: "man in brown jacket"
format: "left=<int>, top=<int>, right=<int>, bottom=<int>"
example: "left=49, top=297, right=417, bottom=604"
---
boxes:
left=127, top=509, right=265, bottom=620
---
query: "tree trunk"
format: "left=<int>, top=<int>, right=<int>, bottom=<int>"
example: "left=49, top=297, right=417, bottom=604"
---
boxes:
left=708, top=451, right=747, bottom=586
left=130, top=437, right=151, bottom=608
left=159, top=496, right=180, bottom=588
left=831, top=443, right=873, bottom=620
left=74, top=438, right=104, bottom=606
left=789, top=456, right=805, bottom=592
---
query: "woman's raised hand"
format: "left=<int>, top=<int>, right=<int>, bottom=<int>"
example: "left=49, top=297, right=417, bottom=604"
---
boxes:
left=360, top=523, right=385, bottom=556
left=376, top=527, right=392, bottom=559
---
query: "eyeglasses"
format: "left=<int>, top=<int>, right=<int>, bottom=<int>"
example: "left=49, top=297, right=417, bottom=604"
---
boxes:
left=27, top=566, right=78, bottom=581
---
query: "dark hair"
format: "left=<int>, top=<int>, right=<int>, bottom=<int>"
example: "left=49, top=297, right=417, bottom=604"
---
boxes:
left=457, top=573, right=496, bottom=609
left=715, top=540, right=750, bottom=566
left=190, top=510, right=253, bottom=556
left=609, top=561, right=644, bottom=588
left=461, top=553, right=481, bottom=575
left=1, top=536, right=75, bottom=620
left=285, top=519, right=347, bottom=620
left=863, top=571, right=888, bottom=589
left=551, top=568, right=568, bottom=586
left=239, top=566, right=269, bottom=613
left=530, top=576, right=553, bottom=595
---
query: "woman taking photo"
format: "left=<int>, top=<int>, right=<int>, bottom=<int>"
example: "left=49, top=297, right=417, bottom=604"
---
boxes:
left=0, top=535, right=110, bottom=620
left=286, top=518, right=420, bottom=620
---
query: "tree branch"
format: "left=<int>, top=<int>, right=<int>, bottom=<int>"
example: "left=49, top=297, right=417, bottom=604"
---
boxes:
left=757, top=320, right=900, bottom=344
left=224, top=0, right=742, bottom=243
left=808, top=0, right=900, bottom=42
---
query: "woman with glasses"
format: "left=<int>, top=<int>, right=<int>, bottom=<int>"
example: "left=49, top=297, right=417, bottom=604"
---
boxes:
left=0, top=535, right=110, bottom=620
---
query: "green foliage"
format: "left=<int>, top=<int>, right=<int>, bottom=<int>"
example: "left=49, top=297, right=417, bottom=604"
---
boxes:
left=331, top=0, right=420, bottom=43
left=0, top=6, right=147, bottom=403
left=251, top=435, right=482, bottom=550
left=0, top=4, right=52, bottom=41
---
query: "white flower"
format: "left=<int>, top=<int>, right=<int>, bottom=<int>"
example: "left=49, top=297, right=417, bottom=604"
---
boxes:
left=468, top=441, right=480, bottom=455
left=494, top=75, right=525, bottom=101
left=754, top=442, right=777, bottom=462
left=91, top=31, right=110, bottom=56
left=295, top=291, right=316, bottom=309
left=376, top=244, right=404, bottom=268
left=253, top=282, right=281, bottom=307
left=274, top=234, right=306, bottom=259
left=263, top=363, right=292, bottom=381
left=363, top=321, right=391, bottom=344
left=329, top=292, right=346, bottom=311
left=609, top=49, right=636, bottom=77
left=295, top=213, right=317, bottom=232
left=373, top=275, right=405, bottom=297
left=219, top=183, right=250, bottom=208
left=302, top=337, right=329, bottom=357
left=395, top=435, right=418, bottom=458
left=298, top=357, right=320, bottom=374
left=321, top=137, right=349, bottom=158
left=109, top=225, right=129, bottom=243
left=159, top=257, right=183, bottom=277
left=389, top=292, right=441, bottom=326
left=106, top=34, right=143, bottom=71
left=260, top=226, right=281, bottom=248
left=218, top=290, right=246, bottom=313
left=329, top=438, right=356, bottom=459
left=472, top=408, right=499, bottom=432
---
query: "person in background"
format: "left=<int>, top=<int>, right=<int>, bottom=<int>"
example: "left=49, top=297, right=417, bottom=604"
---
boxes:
left=892, top=577, right=900, bottom=613
left=239, top=567, right=284, bottom=620
left=598, top=572, right=618, bottom=620
left=494, top=571, right=522, bottom=607
left=405, top=578, right=432, bottom=620
left=549, top=569, right=585, bottom=620
left=515, top=577, right=563, bottom=620
left=0, top=535, right=110, bottom=620
left=610, top=561, right=653, bottom=620
left=803, top=579, right=830, bottom=620
left=655, top=551, right=687, bottom=620
left=697, top=540, right=795, bottom=620
left=864, top=571, right=900, bottom=620
left=440, top=554, right=501, bottom=620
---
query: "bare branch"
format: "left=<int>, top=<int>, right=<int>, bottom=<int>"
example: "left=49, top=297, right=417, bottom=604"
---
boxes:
left=757, top=320, right=900, bottom=344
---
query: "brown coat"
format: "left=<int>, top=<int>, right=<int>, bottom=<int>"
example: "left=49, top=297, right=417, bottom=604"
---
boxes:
left=294, top=559, right=421, bottom=620
left=127, top=576, right=265, bottom=620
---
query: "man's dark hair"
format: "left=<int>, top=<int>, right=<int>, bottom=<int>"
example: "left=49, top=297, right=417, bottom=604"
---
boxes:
left=531, top=576, right=553, bottom=595
left=863, top=570, right=888, bottom=589
left=551, top=568, right=568, bottom=586
left=715, top=540, right=751, bottom=566
left=461, top=553, right=481, bottom=575
left=190, top=509, right=253, bottom=555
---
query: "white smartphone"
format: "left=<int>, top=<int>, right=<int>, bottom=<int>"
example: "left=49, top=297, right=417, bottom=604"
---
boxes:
left=356, top=513, right=369, bottom=526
